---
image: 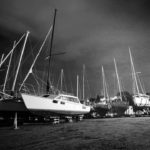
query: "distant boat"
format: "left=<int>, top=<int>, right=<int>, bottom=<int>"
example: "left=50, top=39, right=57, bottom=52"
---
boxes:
left=110, top=59, right=129, bottom=116
left=93, top=66, right=111, bottom=117
left=129, top=48, right=150, bottom=110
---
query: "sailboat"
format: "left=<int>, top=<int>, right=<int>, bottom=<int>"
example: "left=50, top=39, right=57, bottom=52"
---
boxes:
left=0, top=18, right=54, bottom=125
left=129, top=48, right=150, bottom=110
left=0, top=31, right=31, bottom=127
left=0, top=12, right=55, bottom=124
left=21, top=70, right=90, bottom=118
left=21, top=9, right=90, bottom=119
left=21, top=92, right=90, bottom=117
left=110, top=59, right=129, bottom=116
left=93, top=66, right=111, bottom=117
left=0, top=31, right=30, bottom=113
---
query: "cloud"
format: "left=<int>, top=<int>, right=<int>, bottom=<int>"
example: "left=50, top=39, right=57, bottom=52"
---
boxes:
left=1, top=0, right=150, bottom=96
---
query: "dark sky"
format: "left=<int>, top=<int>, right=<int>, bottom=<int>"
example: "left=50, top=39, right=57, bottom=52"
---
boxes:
left=1, top=0, right=150, bottom=98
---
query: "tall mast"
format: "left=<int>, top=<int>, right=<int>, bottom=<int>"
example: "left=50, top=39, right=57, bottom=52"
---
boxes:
left=0, top=34, right=25, bottom=68
left=46, top=9, right=57, bottom=93
left=77, top=75, right=79, bottom=97
left=137, top=73, right=145, bottom=94
left=129, top=48, right=139, bottom=94
left=105, top=80, right=109, bottom=100
left=102, top=66, right=109, bottom=100
left=102, top=66, right=106, bottom=98
left=83, top=64, right=85, bottom=100
left=131, top=60, right=136, bottom=94
left=114, top=58, right=122, bottom=101
left=12, top=31, right=30, bottom=92
left=0, top=54, right=4, bottom=66
left=19, top=26, right=53, bottom=91
left=60, top=69, right=63, bottom=92
left=3, top=42, right=15, bottom=93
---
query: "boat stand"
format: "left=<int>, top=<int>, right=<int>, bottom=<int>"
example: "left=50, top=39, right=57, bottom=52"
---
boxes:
left=76, top=115, right=84, bottom=121
left=66, top=116, right=73, bottom=123
left=13, top=112, right=19, bottom=129
left=52, top=117, right=60, bottom=124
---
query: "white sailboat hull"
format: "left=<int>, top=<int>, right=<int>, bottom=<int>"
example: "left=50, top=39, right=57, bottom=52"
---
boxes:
left=129, top=49, right=150, bottom=108
left=133, top=94, right=150, bottom=107
left=21, top=93, right=91, bottom=117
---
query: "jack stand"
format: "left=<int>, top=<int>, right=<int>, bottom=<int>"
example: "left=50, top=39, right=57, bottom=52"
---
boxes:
left=52, top=117, right=60, bottom=124
left=76, top=115, right=83, bottom=121
left=13, top=112, right=19, bottom=130
left=66, top=116, right=73, bottom=123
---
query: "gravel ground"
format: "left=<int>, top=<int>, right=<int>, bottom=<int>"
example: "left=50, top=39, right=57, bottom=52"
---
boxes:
left=0, top=117, right=150, bottom=150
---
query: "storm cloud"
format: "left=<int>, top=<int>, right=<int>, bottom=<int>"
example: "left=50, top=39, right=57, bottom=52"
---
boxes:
left=1, top=0, right=150, bottom=97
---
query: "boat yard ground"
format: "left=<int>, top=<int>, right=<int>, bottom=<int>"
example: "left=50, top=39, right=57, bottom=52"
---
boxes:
left=0, top=117, right=150, bottom=150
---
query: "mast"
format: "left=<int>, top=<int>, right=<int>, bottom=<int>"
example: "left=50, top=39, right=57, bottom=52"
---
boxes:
left=77, top=75, right=79, bottom=97
left=0, top=54, right=4, bottom=66
left=0, top=34, right=25, bottom=68
left=105, top=81, right=109, bottom=100
left=83, top=64, right=85, bottom=100
left=102, top=66, right=106, bottom=98
left=19, top=26, right=53, bottom=91
left=46, top=9, right=57, bottom=93
left=60, top=69, right=63, bottom=92
left=3, top=41, right=15, bottom=93
left=12, top=31, right=30, bottom=92
left=102, top=66, right=109, bottom=101
left=129, top=48, right=139, bottom=94
left=104, top=70, right=109, bottom=100
left=114, top=58, right=122, bottom=101
left=137, top=73, right=145, bottom=94
left=131, top=61, right=136, bottom=94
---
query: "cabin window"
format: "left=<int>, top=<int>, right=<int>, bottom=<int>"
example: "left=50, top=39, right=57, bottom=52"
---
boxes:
left=74, top=98, right=79, bottom=103
left=43, top=94, right=50, bottom=97
left=53, top=100, right=58, bottom=103
left=60, top=101, right=65, bottom=105
left=61, top=96, right=79, bottom=103
left=68, top=97, right=79, bottom=103
left=62, top=96, right=69, bottom=101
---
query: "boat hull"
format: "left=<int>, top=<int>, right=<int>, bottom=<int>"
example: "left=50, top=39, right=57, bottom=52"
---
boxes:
left=0, top=98, right=27, bottom=112
left=133, top=95, right=150, bottom=108
left=94, top=103, right=111, bottom=117
left=110, top=101, right=129, bottom=116
left=21, top=93, right=91, bottom=117
left=0, top=98, right=31, bottom=123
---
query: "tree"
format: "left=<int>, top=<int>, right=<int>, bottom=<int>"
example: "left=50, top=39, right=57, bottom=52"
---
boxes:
left=116, top=91, right=134, bottom=105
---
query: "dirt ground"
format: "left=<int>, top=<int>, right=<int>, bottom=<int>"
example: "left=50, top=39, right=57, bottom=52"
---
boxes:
left=0, top=117, right=150, bottom=150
